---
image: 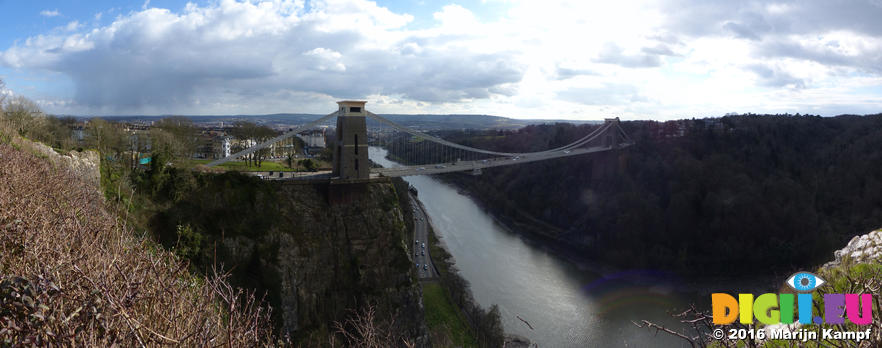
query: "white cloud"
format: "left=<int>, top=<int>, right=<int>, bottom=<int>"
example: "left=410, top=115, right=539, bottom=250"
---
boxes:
left=433, top=4, right=478, bottom=29
left=303, top=47, right=346, bottom=72
left=64, top=21, right=81, bottom=32
left=2, top=0, right=520, bottom=115
left=40, top=9, right=61, bottom=17
left=3, top=0, right=882, bottom=119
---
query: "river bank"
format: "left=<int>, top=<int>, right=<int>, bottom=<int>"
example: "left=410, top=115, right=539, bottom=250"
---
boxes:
left=413, top=190, right=532, bottom=347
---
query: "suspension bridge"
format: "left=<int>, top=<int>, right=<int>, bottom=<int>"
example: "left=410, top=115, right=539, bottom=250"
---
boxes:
left=206, top=101, right=633, bottom=180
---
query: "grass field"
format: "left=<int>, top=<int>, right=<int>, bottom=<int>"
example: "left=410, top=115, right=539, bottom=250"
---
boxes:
left=189, top=159, right=292, bottom=171
left=422, top=281, right=478, bottom=347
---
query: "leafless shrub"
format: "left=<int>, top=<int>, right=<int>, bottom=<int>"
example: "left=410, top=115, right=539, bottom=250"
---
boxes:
left=0, top=139, right=276, bottom=346
left=634, top=305, right=756, bottom=348
left=333, top=304, right=415, bottom=348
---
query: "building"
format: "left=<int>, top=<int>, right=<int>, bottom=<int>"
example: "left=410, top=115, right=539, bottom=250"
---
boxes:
left=296, top=128, right=327, bottom=148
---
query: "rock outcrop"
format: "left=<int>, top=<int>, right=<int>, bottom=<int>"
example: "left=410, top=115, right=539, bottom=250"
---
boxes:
left=823, top=228, right=882, bottom=269
left=223, top=181, right=426, bottom=344
left=11, top=136, right=100, bottom=188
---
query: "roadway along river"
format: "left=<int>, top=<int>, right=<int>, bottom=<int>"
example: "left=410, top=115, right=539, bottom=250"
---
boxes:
left=370, top=147, right=695, bottom=347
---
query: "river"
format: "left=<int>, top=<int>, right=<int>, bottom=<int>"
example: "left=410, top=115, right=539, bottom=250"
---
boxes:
left=370, top=147, right=697, bottom=347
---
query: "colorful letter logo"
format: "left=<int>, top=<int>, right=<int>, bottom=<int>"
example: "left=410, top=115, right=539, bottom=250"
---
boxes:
left=711, top=272, right=874, bottom=325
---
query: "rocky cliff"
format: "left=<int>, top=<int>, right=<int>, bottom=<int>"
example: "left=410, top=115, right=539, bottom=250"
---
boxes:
left=823, top=228, right=882, bottom=269
left=4, top=134, right=100, bottom=187
left=142, top=171, right=428, bottom=346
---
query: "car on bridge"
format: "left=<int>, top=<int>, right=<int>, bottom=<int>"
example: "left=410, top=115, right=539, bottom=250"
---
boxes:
left=423, top=264, right=428, bottom=271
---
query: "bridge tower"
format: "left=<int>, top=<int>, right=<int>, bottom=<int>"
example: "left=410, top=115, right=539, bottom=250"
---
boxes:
left=603, top=117, right=621, bottom=149
left=332, top=101, right=370, bottom=179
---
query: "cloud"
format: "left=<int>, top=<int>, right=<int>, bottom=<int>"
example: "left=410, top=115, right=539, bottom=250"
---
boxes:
left=641, top=44, right=677, bottom=56
left=3, top=0, right=882, bottom=118
left=556, top=84, right=648, bottom=105
left=746, top=64, right=805, bottom=88
left=756, top=35, right=882, bottom=74
left=595, top=43, right=662, bottom=68
left=554, top=66, right=598, bottom=80
left=64, top=21, right=81, bottom=32
left=40, top=9, right=60, bottom=17
left=2, top=0, right=525, bottom=114
left=658, top=0, right=882, bottom=56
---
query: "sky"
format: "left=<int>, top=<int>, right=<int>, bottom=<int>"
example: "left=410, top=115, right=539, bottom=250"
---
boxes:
left=0, top=0, right=881, bottom=120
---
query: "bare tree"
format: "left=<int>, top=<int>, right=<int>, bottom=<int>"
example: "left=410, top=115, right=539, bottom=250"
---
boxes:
left=230, top=121, right=277, bottom=167
left=87, top=118, right=126, bottom=158
left=153, top=116, right=199, bottom=161
left=4, top=95, right=44, bottom=136
left=230, top=121, right=257, bottom=166
left=0, top=78, right=7, bottom=116
left=333, top=304, right=415, bottom=348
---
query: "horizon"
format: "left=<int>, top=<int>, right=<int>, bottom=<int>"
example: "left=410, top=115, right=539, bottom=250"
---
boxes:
left=1, top=0, right=881, bottom=120
left=54, top=110, right=862, bottom=123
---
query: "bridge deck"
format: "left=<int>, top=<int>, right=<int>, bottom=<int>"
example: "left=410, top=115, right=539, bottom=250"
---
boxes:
left=238, top=143, right=633, bottom=181
left=372, top=144, right=631, bottom=177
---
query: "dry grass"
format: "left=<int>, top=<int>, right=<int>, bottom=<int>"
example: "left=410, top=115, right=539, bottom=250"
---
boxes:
left=0, top=139, right=276, bottom=346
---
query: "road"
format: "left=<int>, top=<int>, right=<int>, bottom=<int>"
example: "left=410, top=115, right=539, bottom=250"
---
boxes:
left=409, top=192, right=437, bottom=279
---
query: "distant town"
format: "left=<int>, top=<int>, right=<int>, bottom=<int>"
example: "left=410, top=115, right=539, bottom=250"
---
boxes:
left=60, top=112, right=603, bottom=164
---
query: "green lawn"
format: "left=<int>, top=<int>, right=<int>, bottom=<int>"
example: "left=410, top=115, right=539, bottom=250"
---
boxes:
left=188, top=158, right=333, bottom=172
left=189, top=159, right=291, bottom=172
left=190, top=159, right=293, bottom=172
left=422, top=282, right=478, bottom=347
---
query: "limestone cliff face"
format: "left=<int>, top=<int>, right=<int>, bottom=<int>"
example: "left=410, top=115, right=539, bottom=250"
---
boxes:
left=9, top=136, right=100, bottom=188
left=822, top=228, right=882, bottom=269
left=180, top=178, right=427, bottom=345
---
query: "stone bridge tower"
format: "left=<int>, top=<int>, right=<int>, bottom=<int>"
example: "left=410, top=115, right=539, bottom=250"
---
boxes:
left=332, top=101, right=370, bottom=180
left=603, top=117, right=621, bottom=149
